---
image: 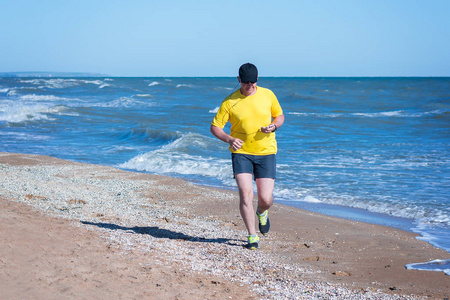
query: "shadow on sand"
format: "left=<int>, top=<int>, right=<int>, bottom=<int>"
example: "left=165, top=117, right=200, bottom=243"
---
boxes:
left=81, top=221, right=243, bottom=247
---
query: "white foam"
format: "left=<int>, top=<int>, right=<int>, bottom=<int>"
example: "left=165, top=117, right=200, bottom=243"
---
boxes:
left=209, top=107, right=219, bottom=114
left=82, top=79, right=110, bottom=88
left=218, top=87, right=234, bottom=91
left=7, top=89, right=18, bottom=96
left=119, top=133, right=233, bottom=183
left=0, top=131, right=51, bottom=141
left=288, top=112, right=308, bottom=116
left=19, top=78, right=110, bottom=89
left=412, top=219, right=450, bottom=252
left=353, top=111, right=405, bottom=117
left=0, top=101, right=76, bottom=123
left=0, top=102, right=52, bottom=123
left=20, top=94, right=67, bottom=102
left=288, top=112, right=341, bottom=118
left=325, top=195, right=420, bottom=219
left=176, top=84, right=195, bottom=88
left=47, top=105, right=78, bottom=116
left=21, top=79, right=78, bottom=89
left=149, top=81, right=160, bottom=87
left=95, top=97, right=156, bottom=108
left=405, top=259, right=450, bottom=276
left=107, top=145, right=139, bottom=153
left=288, top=110, right=444, bottom=119
left=121, top=152, right=231, bottom=178
left=303, top=195, right=321, bottom=203
left=272, top=178, right=449, bottom=225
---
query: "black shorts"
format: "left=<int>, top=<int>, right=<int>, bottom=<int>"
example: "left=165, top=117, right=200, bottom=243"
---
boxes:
left=231, top=153, right=276, bottom=179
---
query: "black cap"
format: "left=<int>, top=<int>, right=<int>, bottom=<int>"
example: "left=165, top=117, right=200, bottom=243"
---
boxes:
left=239, top=63, right=258, bottom=83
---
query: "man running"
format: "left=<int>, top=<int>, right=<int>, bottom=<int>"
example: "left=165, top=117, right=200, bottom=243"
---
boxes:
left=210, top=63, right=285, bottom=249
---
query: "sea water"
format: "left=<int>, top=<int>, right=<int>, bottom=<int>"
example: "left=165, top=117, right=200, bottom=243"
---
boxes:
left=1, top=76, right=449, bottom=273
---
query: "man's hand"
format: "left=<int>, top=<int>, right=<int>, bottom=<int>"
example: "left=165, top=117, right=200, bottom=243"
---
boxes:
left=229, top=137, right=244, bottom=151
left=261, top=124, right=276, bottom=133
left=210, top=125, right=244, bottom=151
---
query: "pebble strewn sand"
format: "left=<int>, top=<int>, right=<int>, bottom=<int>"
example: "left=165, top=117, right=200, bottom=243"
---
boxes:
left=1, top=153, right=448, bottom=299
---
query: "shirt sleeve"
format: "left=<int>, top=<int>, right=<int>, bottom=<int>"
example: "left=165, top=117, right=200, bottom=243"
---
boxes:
left=271, top=92, right=283, bottom=118
left=211, top=101, right=230, bottom=129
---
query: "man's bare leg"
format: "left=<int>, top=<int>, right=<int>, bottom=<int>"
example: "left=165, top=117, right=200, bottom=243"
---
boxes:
left=235, top=173, right=256, bottom=235
left=256, top=178, right=274, bottom=214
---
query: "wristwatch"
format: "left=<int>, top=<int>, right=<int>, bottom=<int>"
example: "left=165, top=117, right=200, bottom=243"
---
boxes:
left=272, top=124, right=277, bottom=132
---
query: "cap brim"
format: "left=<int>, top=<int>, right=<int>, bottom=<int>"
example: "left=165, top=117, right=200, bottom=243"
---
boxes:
left=240, top=76, right=258, bottom=82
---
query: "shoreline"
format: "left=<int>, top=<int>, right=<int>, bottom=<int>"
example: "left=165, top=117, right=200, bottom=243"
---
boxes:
left=0, top=152, right=449, bottom=299
left=152, top=173, right=418, bottom=233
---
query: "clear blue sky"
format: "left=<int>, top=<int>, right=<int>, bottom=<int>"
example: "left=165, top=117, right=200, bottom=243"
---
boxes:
left=1, top=0, right=449, bottom=77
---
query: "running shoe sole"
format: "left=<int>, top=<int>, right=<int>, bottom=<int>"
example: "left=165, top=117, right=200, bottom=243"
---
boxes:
left=245, top=242, right=259, bottom=250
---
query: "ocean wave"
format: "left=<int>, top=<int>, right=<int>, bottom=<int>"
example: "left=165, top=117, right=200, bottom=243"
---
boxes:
left=0, top=131, right=51, bottom=141
left=289, top=112, right=342, bottom=118
left=273, top=174, right=449, bottom=229
left=159, top=132, right=221, bottom=154
left=299, top=155, right=446, bottom=171
left=94, top=96, right=156, bottom=108
left=321, top=193, right=448, bottom=227
left=0, top=101, right=77, bottom=123
left=303, top=195, right=321, bottom=203
left=19, top=94, right=68, bottom=102
left=106, top=145, right=140, bottom=154
left=20, top=79, right=79, bottom=89
left=0, top=103, right=51, bottom=123
left=209, top=107, right=219, bottom=114
left=47, top=105, right=78, bottom=116
left=149, top=81, right=160, bottom=87
left=406, top=259, right=450, bottom=276
left=117, top=128, right=181, bottom=145
left=120, top=152, right=231, bottom=180
left=413, top=221, right=450, bottom=252
left=288, top=110, right=446, bottom=118
left=276, top=190, right=322, bottom=203
left=213, top=87, right=234, bottom=91
left=119, top=132, right=233, bottom=181
left=6, top=89, right=18, bottom=96
left=287, top=93, right=326, bottom=101
left=352, top=111, right=422, bottom=118
left=176, top=84, right=195, bottom=89
left=19, top=78, right=110, bottom=89
left=79, top=79, right=110, bottom=88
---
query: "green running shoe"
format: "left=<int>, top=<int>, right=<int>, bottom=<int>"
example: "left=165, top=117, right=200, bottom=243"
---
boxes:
left=257, top=210, right=270, bottom=235
left=245, top=235, right=260, bottom=250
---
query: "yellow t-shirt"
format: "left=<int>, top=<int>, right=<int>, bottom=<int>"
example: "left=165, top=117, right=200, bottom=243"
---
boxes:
left=211, top=86, right=283, bottom=155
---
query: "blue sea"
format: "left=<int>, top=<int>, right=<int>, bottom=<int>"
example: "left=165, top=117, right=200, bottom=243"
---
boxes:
left=1, top=77, right=449, bottom=263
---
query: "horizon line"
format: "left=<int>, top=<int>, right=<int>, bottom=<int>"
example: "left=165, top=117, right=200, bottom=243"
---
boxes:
left=1, top=72, right=449, bottom=78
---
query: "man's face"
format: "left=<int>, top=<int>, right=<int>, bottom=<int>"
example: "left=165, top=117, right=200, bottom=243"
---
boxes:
left=238, top=77, right=257, bottom=96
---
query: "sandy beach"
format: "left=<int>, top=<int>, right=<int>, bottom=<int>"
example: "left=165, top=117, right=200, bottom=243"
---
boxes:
left=0, top=152, right=448, bottom=299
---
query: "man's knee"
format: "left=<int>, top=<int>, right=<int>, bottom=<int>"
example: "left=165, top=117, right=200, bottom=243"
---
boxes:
left=258, top=195, right=273, bottom=209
